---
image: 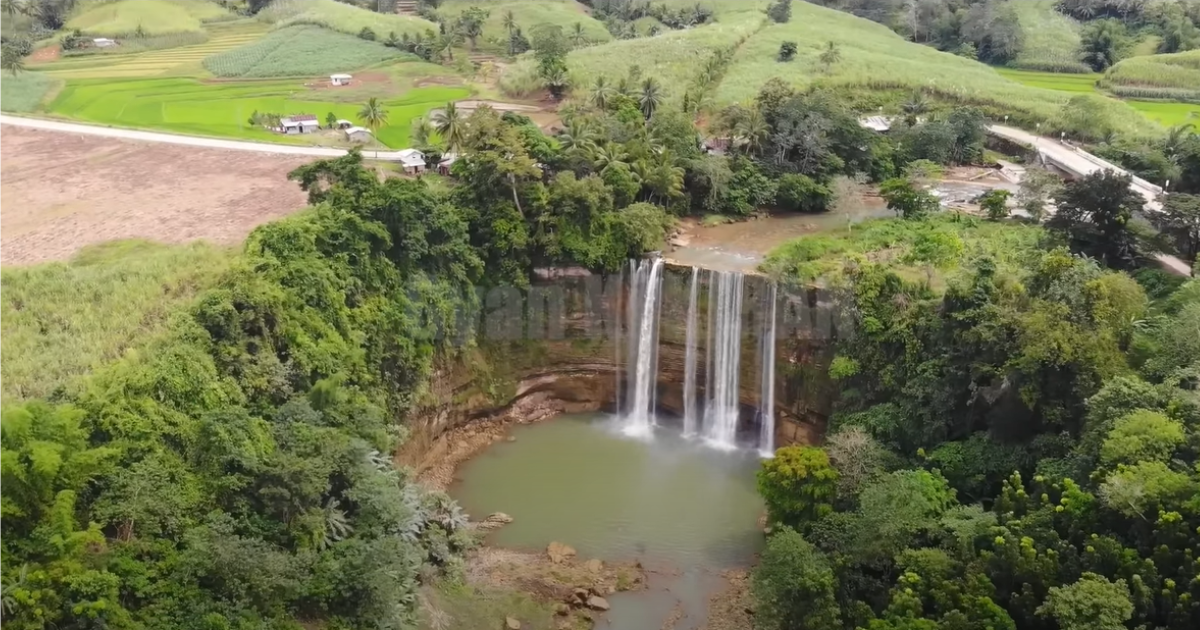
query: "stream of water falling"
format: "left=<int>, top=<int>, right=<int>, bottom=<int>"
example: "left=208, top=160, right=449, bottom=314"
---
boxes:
left=622, top=258, right=665, bottom=437
left=702, top=270, right=744, bottom=448
left=758, top=283, right=777, bottom=456
left=682, top=267, right=700, bottom=437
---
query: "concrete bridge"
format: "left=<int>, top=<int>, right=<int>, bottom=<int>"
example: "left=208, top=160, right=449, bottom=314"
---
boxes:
left=987, top=125, right=1164, bottom=211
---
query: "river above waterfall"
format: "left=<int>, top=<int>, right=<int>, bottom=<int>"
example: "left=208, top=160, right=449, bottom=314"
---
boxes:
left=451, top=413, right=765, bottom=629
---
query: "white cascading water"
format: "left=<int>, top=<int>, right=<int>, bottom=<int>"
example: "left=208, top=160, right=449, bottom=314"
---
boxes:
left=622, top=258, right=665, bottom=437
left=758, top=283, right=778, bottom=456
left=682, top=267, right=701, bottom=436
left=703, top=270, right=744, bottom=448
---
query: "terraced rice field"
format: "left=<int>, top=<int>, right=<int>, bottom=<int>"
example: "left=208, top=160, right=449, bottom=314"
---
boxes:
left=46, top=77, right=469, bottom=148
left=33, top=20, right=269, bottom=79
left=998, top=67, right=1200, bottom=127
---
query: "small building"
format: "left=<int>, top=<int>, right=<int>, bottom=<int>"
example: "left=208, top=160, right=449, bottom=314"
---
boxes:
left=437, top=152, right=459, bottom=175
left=279, top=114, right=320, bottom=134
left=344, top=126, right=373, bottom=143
left=335, top=119, right=354, bottom=130
left=330, top=73, right=352, bottom=87
left=92, top=38, right=117, bottom=48
left=397, top=148, right=426, bottom=174
left=858, top=116, right=892, bottom=132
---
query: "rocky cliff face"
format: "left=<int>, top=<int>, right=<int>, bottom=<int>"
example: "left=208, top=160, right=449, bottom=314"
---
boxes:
left=399, top=264, right=835, bottom=461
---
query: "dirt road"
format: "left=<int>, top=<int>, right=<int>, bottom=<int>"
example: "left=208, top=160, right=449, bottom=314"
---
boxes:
left=1, top=126, right=311, bottom=265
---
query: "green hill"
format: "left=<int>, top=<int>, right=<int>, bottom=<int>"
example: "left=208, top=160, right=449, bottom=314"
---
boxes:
left=66, top=0, right=232, bottom=36
left=438, top=0, right=611, bottom=52
left=1009, top=0, right=1089, bottom=73
left=1102, top=49, right=1200, bottom=101
left=259, top=0, right=438, bottom=38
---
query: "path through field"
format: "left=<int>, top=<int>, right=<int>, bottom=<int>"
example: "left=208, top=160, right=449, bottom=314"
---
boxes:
left=0, top=126, right=310, bottom=265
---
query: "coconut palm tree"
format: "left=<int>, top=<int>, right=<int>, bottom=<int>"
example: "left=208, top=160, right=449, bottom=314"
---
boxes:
left=901, top=90, right=929, bottom=125
left=819, top=41, right=841, bottom=71
left=432, top=102, right=465, bottom=152
left=544, top=66, right=570, bottom=100
left=591, top=143, right=630, bottom=174
left=1163, top=123, right=1196, bottom=161
left=736, top=107, right=769, bottom=155
left=558, top=119, right=596, bottom=157
left=590, top=76, right=615, bottom=110
left=643, top=150, right=684, bottom=203
left=410, top=116, right=434, bottom=147
left=1, top=0, right=25, bottom=18
left=358, top=97, right=388, bottom=132
left=571, top=21, right=587, bottom=47
left=1, top=47, right=24, bottom=76
left=639, top=77, right=663, bottom=119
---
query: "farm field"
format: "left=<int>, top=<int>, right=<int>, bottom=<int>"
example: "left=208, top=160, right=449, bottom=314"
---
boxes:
left=437, top=0, right=610, bottom=52
left=0, top=125, right=310, bottom=266
left=65, top=0, right=232, bottom=36
left=259, top=0, right=436, bottom=37
left=31, top=19, right=270, bottom=80
left=0, top=73, right=63, bottom=112
left=45, top=77, right=469, bottom=148
left=1102, top=50, right=1200, bottom=101
left=998, top=68, right=1200, bottom=127
left=1009, top=0, right=1088, bottom=73
left=203, top=25, right=407, bottom=77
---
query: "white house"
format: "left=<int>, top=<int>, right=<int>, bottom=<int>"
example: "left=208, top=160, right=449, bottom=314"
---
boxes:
left=858, top=116, right=893, bottom=132
left=330, top=73, right=352, bottom=87
left=397, top=149, right=426, bottom=174
left=437, top=152, right=459, bottom=175
left=334, top=119, right=354, bottom=130
left=278, top=114, right=320, bottom=134
left=92, top=38, right=117, bottom=48
left=344, top=126, right=373, bottom=143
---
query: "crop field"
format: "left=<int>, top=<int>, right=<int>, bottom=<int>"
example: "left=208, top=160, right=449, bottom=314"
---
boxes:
left=204, top=25, right=407, bottom=77
left=710, top=3, right=1161, bottom=134
left=65, top=0, right=232, bottom=36
left=998, top=67, right=1200, bottom=127
left=1102, top=50, right=1200, bottom=101
left=0, top=72, right=62, bottom=112
left=1009, top=0, right=1088, bottom=73
left=260, top=0, right=437, bottom=37
left=1126, top=100, right=1200, bottom=127
left=502, top=12, right=763, bottom=98
left=46, top=77, right=469, bottom=147
left=995, top=68, right=1100, bottom=93
left=658, top=0, right=769, bottom=16
left=33, top=20, right=269, bottom=79
left=438, top=0, right=610, bottom=52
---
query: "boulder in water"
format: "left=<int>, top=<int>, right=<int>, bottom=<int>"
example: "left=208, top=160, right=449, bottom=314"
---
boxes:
left=584, top=558, right=603, bottom=573
left=586, top=596, right=611, bottom=611
left=547, top=541, right=576, bottom=564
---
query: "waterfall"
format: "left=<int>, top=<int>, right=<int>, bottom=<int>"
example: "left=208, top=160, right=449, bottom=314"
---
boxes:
left=614, top=263, right=624, bottom=415
left=682, top=267, right=701, bottom=436
left=703, top=270, right=744, bottom=448
left=758, top=283, right=777, bottom=456
left=622, top=257, right=665, bottom=437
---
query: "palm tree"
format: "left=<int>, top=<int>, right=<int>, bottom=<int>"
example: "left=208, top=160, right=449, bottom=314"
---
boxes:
left=558, top=119, right=596, bottom=157
left=1163, top=123, right=1196, bottom=161
left=571, top=21, right=587, bottom=47
left=1, top=0, right=24, bottom=18
left=502, top=9, right=516, bottom=36
left=639, top=77, right=663, bottom=119
left=901, top=90, right=929, bottom=125
left=644, top=150, right=684, bottom=203
left=590, top=76, right=615, bottom=110
left=432, top=101, right=466, bottom=152
left=819, top=41, right=841, bottom=71
left=544, top=66, right=570, bottom=100
left=410, top=116, right=433, bottom=146
left=736, top=107, right=769, bottom=155
left=1, top=47, right=25, bottom=76
left=358, top=97, right=388, bottom=132
left=591, top=143, right=630, bottom=174
left=437, top=31, right=461, bottom=62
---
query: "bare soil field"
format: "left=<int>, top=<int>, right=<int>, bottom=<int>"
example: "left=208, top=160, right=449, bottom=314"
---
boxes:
left=1, top=126, right=311, bottom=265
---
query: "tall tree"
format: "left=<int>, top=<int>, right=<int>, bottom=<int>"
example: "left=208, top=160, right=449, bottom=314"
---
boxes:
left=432, top=101, right=465, bottom=152
left=1080, top=19, right=1128, bottom=71
left=1157, top=193, right=1200, bottom=263
left=639, top=77, right=663, bottom=119
left=767, top=0, right=793, bottom=23
left=571, top=21, right=587, bottom=47
left=1049, top=170, right=1144, bottom=268
left=752, top=528, right=842, bottom=630
left=357, top=97, right=388, bottom=132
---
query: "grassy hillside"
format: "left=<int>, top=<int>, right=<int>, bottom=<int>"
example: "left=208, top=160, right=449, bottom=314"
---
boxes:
left=658, top=0, right=769, bottom=16
left=1009, top=0, right=1088, bottom=73
left=501, top=12, right=762, bottom=98
left=259, top=0, right=437, bottom=37
left=47, top=76, right=468, bottom=147
left=0, top=240, right=232, bottom=401
left=66, top=0, right=232, bottom=36
left=32, top=19, right=269, bottom=79
left=439, top=0, right=610, bottom=52
left=0, top=72, right=61, bottom=112
left=1102, top=50, right=1200, bottom=101
left=204, top=25, right=406, bottom=77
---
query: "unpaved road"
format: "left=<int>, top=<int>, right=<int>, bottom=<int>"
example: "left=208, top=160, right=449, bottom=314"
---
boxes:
left=1, top=126, right=311, bottom=265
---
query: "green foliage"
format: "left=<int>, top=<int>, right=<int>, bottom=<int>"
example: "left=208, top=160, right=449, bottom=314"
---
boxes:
left=752, top=528, right=841, bottom=630
left=1049, top=169, right=1144, bottom=269
left=766, top=0, right=792, bottom=24
left=1099, top=409, right=1185, bottom=466
left=775, top=173, right=832, bottom=213
left=0, top=71, right=58, bottom=112
left=777, top=40, right=797, bottom=62
left=202, top=25, right=406, bottom=78
left=1037, top=572, right=1134, bottom=630
left=1080, top=19, right=1129, bottom=72
left=757, top=446, right=838, bottom=527
left=980, top=189, right=1012, bottom=221
left=880, top=178, right=939, bottom=219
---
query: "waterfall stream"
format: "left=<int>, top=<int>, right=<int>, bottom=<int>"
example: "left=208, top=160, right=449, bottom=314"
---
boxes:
left=702, top=270, right=745, bottom=449
left=621, top=258, right=665, bottom=437
left=758, top=283, right=777, bottom=456
left=682, top=267, right=701, bottom=437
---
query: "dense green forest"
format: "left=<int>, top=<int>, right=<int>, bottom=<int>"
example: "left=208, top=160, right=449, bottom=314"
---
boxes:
left=4, top=21, right=1200, bottom=630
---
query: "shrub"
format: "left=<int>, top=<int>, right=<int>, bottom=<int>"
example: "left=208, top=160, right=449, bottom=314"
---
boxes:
left=776, top=174, right=832, bottom=213
left=358, top=26, right=376, bottom=41
left=757, top=446, right=838, bottom=526
left=778, top=40, right=797, bottom=62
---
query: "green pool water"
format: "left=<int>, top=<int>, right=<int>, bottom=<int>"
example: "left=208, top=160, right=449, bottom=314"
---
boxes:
left=451, top=413, right=765, bottom=629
